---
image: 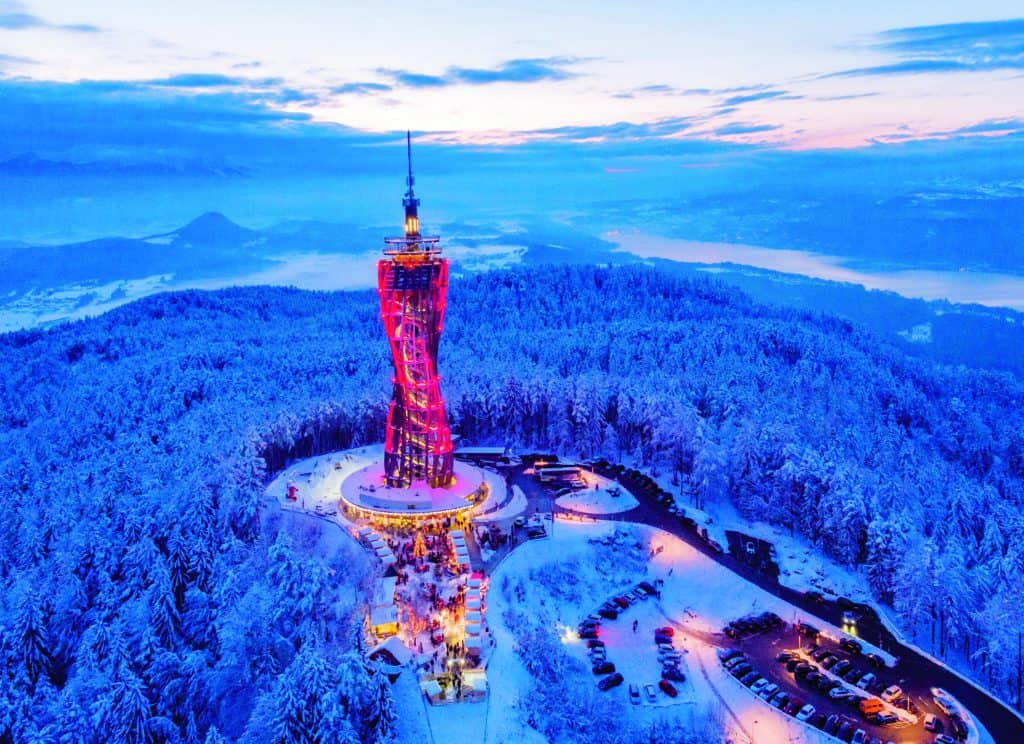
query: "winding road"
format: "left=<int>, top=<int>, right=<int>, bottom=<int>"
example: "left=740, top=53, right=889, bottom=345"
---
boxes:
left=509, top=466, right=1024, bottom=742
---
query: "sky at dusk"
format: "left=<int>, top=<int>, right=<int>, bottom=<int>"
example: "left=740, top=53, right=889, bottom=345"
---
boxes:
left=1, top=0, right=1023, bottom=149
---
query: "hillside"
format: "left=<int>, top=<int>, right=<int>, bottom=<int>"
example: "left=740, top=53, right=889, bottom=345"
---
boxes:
left=0, top=265, right=1022, bottom=740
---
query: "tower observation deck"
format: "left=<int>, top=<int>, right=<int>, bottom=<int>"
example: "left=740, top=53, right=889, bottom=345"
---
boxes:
left=377, top=132, right=454, bottom=488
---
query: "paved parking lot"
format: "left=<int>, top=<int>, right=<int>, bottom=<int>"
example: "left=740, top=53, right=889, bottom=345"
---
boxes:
left=721, top=623, right=965, bottom=743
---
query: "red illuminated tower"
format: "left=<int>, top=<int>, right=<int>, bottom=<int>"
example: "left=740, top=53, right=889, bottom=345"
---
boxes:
left=378, top=132, right=454, bottom=488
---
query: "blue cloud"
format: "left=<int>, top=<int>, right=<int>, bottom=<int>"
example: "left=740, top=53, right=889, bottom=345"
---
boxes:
left=147, top=73, right=246, bottom=87
left=449, top=57, right=583, bottom=84
left=826, top=18, right=1024, bottom=77
left=377, top=56, right=589, bottom=89
left=0, top=11, right=100, bottom=32
left=713, top=122, right=780, bottom=135
left=377, top=68, right=447, bottom=88
left=721, top=89, right=797, bottom=105
left=331, top=82, right=393, bottom=95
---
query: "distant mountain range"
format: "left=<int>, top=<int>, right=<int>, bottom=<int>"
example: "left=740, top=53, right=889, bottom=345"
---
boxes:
left=0, top=211, right=1021, bottom=379
left=0, top=153, right=250, bottom=178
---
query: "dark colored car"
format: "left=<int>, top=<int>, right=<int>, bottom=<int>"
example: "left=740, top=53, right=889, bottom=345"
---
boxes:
left=638, top=581, right=657, bottom=595
left=949, top=713, right=968, bottom=740
left=786, top=659, right=800, bottom=673
left=795, top=663, right=817, bottom=679
left=731, top=663, right=752, bottom=677
left=586, top=639, right=605, bottom=648
left=805, top=590, right=824, bottom=603
left=721, top=649, right=744, bottom=663
left=811, top=648, right=832, bottom=662
left=798, top=623, right=820, bottom=637
left=784, top=698, right=803, bottom=715
left=840, top=638, right=863, bottom=655
left=659, top=679, right=679, bottom=697
left=771, top=692, right=789, bottom=709
left=824, top=714, right=840, bottom=734
left=592, top=661, right=615, bottom=675
left=844, top=667, right=863, bottom=683
left=662, top=666, right=685, bottom=682
left=822, top=655, right=841, bottom=669
left=776, top=651, right=794, bottom=663
left=833, top=659, right=852, bottom=675
left=804, top=672, right=823, bottom=686
left=836, top=721, right=853, bottom=741
left=597, top=672, right=624, bottom=691
left=741, top=671, right=760, bottom=686
left=579, top=627, right=598, bottom=639
left=598, top=608, right=618, bottom=620
left=613, top=596, right=630, bottom=609
left=811, top=713, right=827, bottom=729
left=864, top=652, right=886, bottom=669
left=654, top=634, right=672, bottom=646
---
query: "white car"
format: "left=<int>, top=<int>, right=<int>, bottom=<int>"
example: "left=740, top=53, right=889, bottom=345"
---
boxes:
left=629, top=683, right=641, bottom=705
left=829, top=687, right=853, bottom=700
left=881, top=684, right=902, bottom=702
left=796, top=703, right=816, bottom=722
left=750, top=678, right=770, bottom=694
left=643, top=683, right=657, bottom=702
left=758, top=683, right=778, bottom=699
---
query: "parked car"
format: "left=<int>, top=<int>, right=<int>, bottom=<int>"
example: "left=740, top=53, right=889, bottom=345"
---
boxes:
left=776, top=651, right=794, bottom=663
left=881, top=685, right=902, bottom=702
left=824, top=714, right=840, bottom=734
left=840, top=638, right=863, bottom=655
left=923, top=714, right=941, bottom=732
left=643, top=683, right=657, bottom=702
left=719, top=648, right=744, bottom=662
left=592, top=661, right=615, bottom=675
left=659, top=679, right=678, bottom=697
left=822, top=655, right=841, bottom=669
left=784, top=698, right=803, bottom=715
left=598, top=608, right=618, bottom=620
left=628, top=683, right=640, bottom=704
left=796, top=663, right=817, bottom=679
left=731, top=663, right=753, bottom=678
left=798, top=623, right=820, bottom=637
left=587, top=639, right=605, bottom=648
left=857, top=672, right=876, bottom=689
left=741, top=671, right=760, bottom=686
left=598, top=673, right=624, bottom=691
left=804, top=672, right=823, bottom=686
left=836, top=721, right=854, bottom=741
left=811, top=713, right=827, bottom=729
left=949, top=713, right=968, bottom=739
left=786, top=659, right=800, bottom=673
left=829, top=687, right=853, bottom=701
left=613, top=596, right=630, bottom=609
left=811, top=648, right=832, bottom=662
left=771, top=692, right=790, bottom=709
left=833, top=659, right=853, bottom=675
left=865, top=652, right=886, bottom=669
left=656, top=625, right=675, bottom=637
left=638, top=581, right=657, bottom=595
left=796, top=704, right=816, bottom=722
left=844, top=667, right=864, bottom=682
left=751, top=678, right=770, bottom=694
left=851, top=730, right=867, bottom=744
left=759, top=682, right=779, bottom=700
left=724, top=655, right=747, bottom=670
left=934, top=736, right=957, bottom=744
left=662, top=666, right=685, bottom=682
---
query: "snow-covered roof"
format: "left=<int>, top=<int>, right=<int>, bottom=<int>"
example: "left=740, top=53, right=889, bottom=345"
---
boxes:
left=466, top=598, right=481, bottom=610
left=465, top=610, right=482, bottom=623
left=465, top=636, right=482, bottom=649
left=466, top=622, right=481, bottom=635
left=370, top=605, right=398, bottom=627
left=374, top=576, right=397, bottom=606
left=369, top=635, right=413, bottom=666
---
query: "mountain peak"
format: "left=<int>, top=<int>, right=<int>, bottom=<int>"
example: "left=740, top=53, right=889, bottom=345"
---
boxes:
left=144, top=212, right=258, bottom=247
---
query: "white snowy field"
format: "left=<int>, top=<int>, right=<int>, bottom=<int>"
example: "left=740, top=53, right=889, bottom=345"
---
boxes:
left=554, top=471, right=638, bottom=515
left=476, top=519, right=849, bottom=743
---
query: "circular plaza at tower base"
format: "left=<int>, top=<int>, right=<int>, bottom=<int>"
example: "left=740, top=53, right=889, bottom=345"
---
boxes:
left=340, top=460, right=484, bottom=524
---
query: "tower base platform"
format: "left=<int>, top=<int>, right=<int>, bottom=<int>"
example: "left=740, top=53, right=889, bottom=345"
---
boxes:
left=340, top=461, right=485, bottom=520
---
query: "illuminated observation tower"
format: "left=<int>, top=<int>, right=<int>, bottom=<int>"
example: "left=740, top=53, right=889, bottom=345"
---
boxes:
left=378, top=132, right=454, bottom=488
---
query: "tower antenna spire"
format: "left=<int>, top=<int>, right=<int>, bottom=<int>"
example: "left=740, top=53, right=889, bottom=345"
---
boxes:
left=406, top=130, right=414, bottom=196
left=401, top=130, right=420, bottom=237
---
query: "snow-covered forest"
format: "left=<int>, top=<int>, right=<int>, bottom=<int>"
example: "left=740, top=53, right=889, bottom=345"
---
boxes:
left=1, top=265, right=1022, bottom=741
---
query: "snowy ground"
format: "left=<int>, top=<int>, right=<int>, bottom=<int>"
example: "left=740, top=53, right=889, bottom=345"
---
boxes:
left=554, top=471, right=638, bottom=514
left=479, top=518, right=850, bottom=743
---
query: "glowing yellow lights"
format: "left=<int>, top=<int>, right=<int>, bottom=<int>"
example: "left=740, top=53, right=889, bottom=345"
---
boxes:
left=405, top=217, right=419, bottom=234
